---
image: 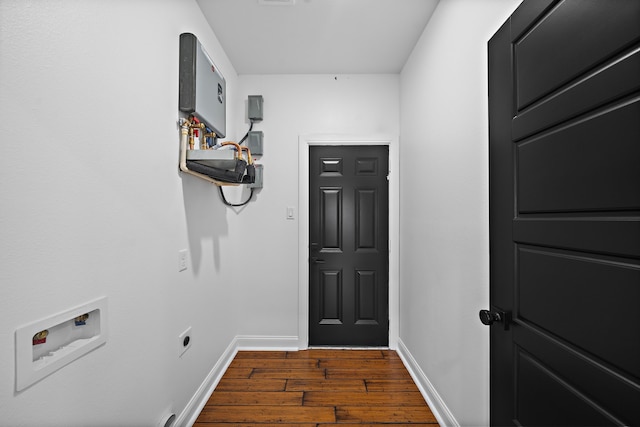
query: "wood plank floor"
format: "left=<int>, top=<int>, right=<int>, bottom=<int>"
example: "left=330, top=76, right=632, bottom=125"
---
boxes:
left=194, top=349, right=439, bottom=426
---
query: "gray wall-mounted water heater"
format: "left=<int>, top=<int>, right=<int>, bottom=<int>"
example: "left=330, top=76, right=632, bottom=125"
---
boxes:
left=179, top=33, right=226, bottom=138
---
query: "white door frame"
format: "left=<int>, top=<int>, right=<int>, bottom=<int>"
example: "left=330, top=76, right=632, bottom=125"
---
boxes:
left=298, top=134, right=400, bottom=349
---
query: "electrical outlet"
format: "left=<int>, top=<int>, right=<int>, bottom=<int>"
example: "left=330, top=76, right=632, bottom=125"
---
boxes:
left=178, top=249, right=188, bottom=272
left=178, top=327, right=192, bottom=357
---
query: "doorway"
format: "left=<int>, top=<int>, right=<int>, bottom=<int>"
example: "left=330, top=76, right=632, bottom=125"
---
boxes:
left=308, top=145, right=389, bottom=346
left=297, top=135, right=399, bottom=349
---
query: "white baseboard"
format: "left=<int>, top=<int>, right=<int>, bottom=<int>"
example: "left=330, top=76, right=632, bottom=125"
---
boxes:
left=235, top=335, right=300, bottom=351
left=177, top=335, right=299, bottom=427
left=176, top=337, right=238, bottom=427
left=397, top=339, right=459, bottom=427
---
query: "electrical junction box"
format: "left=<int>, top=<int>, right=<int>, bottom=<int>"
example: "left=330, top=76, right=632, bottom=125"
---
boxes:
left=248, top=131, right=263, bottom=156
left=179, top=33, right=226, bottom=138
left=248, top=95, right=263, bottom=121
left=248, top=164, right=263, bottom=189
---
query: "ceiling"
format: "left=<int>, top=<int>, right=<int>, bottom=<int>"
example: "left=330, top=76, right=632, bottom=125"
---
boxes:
left=196, top=0, right=440, bottom=74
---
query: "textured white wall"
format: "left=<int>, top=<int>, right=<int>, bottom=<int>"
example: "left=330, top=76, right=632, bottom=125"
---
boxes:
left=0, top=0, right=241, bottom=425
left=399, top=0, right=520, bottom=425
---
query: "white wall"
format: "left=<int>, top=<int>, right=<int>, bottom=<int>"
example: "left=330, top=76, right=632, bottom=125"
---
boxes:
left=0, top=1, right=241, bottom=425
left=231, top=74, right=400, bottom=338
left=399, top=0, right=520, bottom=425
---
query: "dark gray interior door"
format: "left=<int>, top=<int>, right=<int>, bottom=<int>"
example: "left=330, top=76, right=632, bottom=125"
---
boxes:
left=487, top=1, right=640, bottom=425
left=309, top=145, right=389, bottom=346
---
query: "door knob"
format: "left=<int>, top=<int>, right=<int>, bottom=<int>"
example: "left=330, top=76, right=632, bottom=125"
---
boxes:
left=479, top=310, right=502, bottom=325
left=310, top=257, right=326, bottom=264
left=479, top=309, right=511, bottom=330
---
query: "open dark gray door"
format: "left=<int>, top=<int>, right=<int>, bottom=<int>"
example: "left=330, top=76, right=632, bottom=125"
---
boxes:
left=486, top=1, right=640, bottom=425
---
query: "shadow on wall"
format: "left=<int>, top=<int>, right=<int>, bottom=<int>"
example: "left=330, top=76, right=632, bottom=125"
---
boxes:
left=181, top=173, right=229, bottom=274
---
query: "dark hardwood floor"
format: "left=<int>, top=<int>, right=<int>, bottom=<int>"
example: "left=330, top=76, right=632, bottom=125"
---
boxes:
left=194, top=349, right=439, bottom=426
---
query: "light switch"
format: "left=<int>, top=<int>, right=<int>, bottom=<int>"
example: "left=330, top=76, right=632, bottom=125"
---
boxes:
left=178, top=249, right=188, bottom=272
left=286, top=207, right=295, bottom=220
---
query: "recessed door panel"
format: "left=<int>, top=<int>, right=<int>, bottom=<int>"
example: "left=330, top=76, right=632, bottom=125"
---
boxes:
left=319, top=270, right=342, bottom=325
left=355, top=270, right=377, bottom=325
left=321, top=158, right=343, bottom=176
left=518, top=247, right=640, bottom=378
left=513, top=48, right=640, bottom=141
left=513, top=218, right=640, bottom=258
left=355, top=158, right=378, bottom=175
left=356, top=189, right=377, bottom=251
left=517, top=100, right=640, bottom=214
left=320, top=188, right=343, bottom=251
left=515, top=325, right=640, bottom=423
left=515, top=350, right=617, bottom=426
left=514, top=0, right=640, bottom=110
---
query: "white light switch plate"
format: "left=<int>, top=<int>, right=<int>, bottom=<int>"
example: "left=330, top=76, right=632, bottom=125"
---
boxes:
left=286, top=206, right=295, bottom=220
left=178, top=249, right=188, bottom=272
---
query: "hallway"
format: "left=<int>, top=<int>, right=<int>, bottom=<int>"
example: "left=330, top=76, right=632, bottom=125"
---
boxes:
left=194, top=349, right=439, bottom=425
left=0, top=1, right=525, bottom=424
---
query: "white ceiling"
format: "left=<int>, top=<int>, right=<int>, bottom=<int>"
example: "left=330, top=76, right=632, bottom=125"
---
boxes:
left=196, top=0, right=440, bottom=74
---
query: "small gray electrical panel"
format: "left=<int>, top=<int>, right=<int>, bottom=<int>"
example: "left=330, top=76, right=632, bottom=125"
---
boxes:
left=179, top=33, right=226, bottom=138
left=248, top=131, right=263, bottom=156
left=248, top=95, right=264, bottom=121
left=248, top=164, right=263, bottom=189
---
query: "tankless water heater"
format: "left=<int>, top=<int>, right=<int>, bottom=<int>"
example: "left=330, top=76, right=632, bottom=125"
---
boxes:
left=179, top=33, right=226, bottom=138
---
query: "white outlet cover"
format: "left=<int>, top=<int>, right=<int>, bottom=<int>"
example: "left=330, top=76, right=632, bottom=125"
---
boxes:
left=178, top=327, right=192, bottom=357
